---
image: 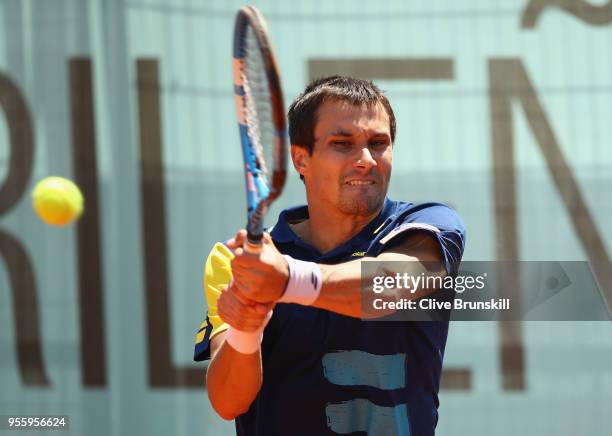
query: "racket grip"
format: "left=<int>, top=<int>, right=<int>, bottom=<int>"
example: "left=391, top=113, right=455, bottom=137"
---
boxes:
left=244, top=239, right=262, bottom=254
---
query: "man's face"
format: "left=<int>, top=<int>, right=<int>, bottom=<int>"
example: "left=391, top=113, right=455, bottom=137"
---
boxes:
left=295, top=99, right=393, bottom=217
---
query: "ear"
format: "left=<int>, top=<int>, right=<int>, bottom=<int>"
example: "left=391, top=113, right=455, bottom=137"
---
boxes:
left=290, top=144, right=309, bottom=178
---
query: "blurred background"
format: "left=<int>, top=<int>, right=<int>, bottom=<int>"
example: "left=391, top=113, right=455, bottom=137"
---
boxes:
left=0, top=0, right=611, bottom=434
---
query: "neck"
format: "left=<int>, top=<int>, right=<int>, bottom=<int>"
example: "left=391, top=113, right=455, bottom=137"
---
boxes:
left=294, top=199, right=384, bottom=255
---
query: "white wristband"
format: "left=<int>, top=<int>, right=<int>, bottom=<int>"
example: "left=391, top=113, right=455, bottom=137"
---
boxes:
left=279, top=255, right=322, bottom=306
left=225, top=310, right=273, bottom=355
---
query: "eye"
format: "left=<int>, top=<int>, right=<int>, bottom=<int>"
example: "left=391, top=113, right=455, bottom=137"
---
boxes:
left=369, top=139, right=389, bottom=150
left=332, top=140, right=352, bottom=150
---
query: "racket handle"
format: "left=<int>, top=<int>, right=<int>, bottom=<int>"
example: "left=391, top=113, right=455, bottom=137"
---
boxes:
left=244, top=239, right=262, bottom=254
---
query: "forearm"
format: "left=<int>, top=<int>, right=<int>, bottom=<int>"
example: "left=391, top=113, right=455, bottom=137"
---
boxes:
left=206, top=336, right=262, bottom=420
left=313, top=255, right=446, bottom=319
left=314, top=259, right=367, bottom=318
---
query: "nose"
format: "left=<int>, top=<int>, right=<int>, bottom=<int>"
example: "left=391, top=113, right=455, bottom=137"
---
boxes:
left=353, top=146, right=377, bottom=171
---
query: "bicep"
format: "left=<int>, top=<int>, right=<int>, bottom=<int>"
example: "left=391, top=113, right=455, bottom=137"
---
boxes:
left=377, top=232, right=445, bottom=264
left=373, top=232, right=448, bottom=304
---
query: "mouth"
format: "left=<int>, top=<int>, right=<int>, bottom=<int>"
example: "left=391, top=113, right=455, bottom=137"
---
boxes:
left=345, top=179, right=376, bottom=186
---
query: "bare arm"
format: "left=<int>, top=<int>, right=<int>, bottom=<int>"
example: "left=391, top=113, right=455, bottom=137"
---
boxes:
left=206, top=331, right=263, bottom=420
left=313, top=233, right=446, bottom=318
left=230, top=231, right=447, bottom=319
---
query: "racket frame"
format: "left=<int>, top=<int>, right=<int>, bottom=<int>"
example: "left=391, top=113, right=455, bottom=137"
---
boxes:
left=233, top=5, right=287, bottom=249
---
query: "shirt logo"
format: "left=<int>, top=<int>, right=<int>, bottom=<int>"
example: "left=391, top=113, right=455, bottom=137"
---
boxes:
left=351, top=251, right=366, bottom=257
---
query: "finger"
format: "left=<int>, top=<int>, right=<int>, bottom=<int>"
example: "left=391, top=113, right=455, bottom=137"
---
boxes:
left=229, top=252, right=251, bottom=281
left=218, top=293, right=263, bottom=329
left=233, top=245, right=259, bottom=263
left=254, top=302, right=274, bottom=315
left=217, top=293, right=234, bottom=323
left=231, top=280, right=261, bottom=304
left=229, top=284, right=257, bottom=306
left=230, top=268, right=254, bottom=286
left=262, top=232, right=273, bottom=245
left=226, top=230, right=247, bottom=249
left=223, top=289, right=269, bottom=320
left=234, top=230, right=247, bottom=248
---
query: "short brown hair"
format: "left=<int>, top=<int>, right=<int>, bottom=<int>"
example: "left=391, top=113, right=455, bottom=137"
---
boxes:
left=288, top=76, right=396, bottom=156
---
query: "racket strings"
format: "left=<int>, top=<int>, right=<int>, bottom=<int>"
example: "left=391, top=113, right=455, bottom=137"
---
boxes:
left=243, top=25, right=275, bottom=181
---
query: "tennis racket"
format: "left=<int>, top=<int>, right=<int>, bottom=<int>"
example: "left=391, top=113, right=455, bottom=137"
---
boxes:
left=233, top=5, right=287, bottom=253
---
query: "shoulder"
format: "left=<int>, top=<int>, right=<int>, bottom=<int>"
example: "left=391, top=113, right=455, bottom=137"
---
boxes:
left=390, top=200, right=466, bottom=235
left=371, top=200, right=467, bottom=272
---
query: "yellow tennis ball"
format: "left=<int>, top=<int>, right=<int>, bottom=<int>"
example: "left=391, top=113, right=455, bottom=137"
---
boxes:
left=32, top=177, right=84, bottom=226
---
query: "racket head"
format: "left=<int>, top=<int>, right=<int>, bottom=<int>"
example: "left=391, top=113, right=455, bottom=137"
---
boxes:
left=233, top=5, right=287, bottom=245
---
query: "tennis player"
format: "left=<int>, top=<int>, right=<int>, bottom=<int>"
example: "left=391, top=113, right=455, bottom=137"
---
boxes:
left=194, top=76, right=466, bottom=435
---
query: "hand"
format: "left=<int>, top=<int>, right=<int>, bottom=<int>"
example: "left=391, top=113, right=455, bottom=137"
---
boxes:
left=227, top=230, right=289, bottom=304
left=217, top=283, right=274, bottom=332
